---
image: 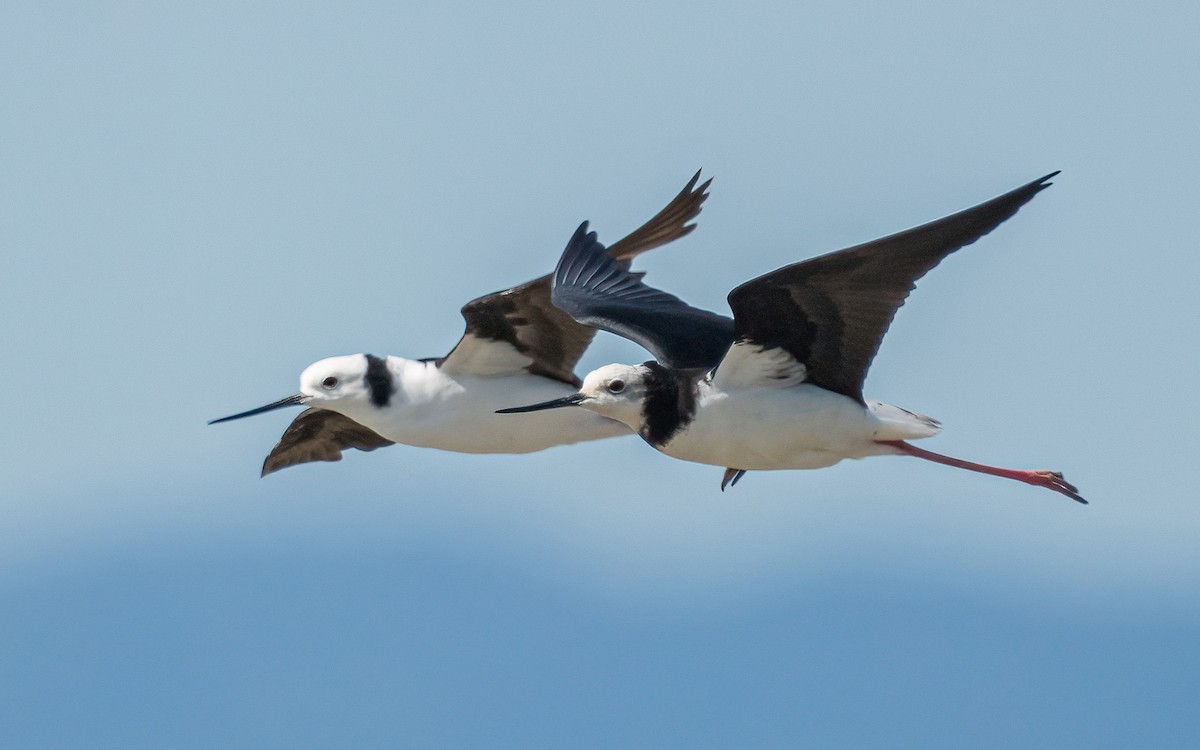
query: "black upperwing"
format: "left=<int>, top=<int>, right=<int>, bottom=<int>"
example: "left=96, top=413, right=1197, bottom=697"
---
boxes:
left=550, top=222, right=736, bottom=371
left=725, top=172, right=1059, bottom=404
left=440, top=171, right=713, bottom=385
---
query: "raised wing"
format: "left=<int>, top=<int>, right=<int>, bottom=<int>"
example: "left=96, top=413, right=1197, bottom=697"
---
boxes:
left=440, top=171, right=712, bottom=385
left=550, top=222, right=735, bottom=370
left=606, top=169, right=713, bottom=262
left=724, top=172, right=1058, bottom=403
left=261, top=409, right=393, bottom=477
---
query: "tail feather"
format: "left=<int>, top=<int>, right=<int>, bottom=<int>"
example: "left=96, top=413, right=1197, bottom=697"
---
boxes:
left=868, top=400, right=941, bottom=440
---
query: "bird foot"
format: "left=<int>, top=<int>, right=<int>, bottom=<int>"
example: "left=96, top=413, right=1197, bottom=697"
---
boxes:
left=1024, top=470, right=1087, bottom=504
left=721, top=468, right=747, bottom=492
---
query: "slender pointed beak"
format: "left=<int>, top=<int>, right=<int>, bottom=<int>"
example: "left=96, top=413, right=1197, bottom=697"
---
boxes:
left=496, top=393, right=587, bottom=414
left=208, top=393, right=307, bottom=425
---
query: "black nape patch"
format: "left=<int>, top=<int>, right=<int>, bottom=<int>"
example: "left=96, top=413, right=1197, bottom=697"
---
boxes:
left=364, top=354, right=395, bottom=407
left=639, top=361, right=695, bottom=446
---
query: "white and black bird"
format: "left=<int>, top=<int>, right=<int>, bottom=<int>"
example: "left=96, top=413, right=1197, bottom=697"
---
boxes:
left=499, top=172, right=1085, bottom=503
left=211, top=172, right=712, bottom=475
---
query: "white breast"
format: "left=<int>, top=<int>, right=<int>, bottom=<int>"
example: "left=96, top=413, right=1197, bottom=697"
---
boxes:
left=344, top=358, right=629, bottom=454
left=657, top=383, right=900, bottom=470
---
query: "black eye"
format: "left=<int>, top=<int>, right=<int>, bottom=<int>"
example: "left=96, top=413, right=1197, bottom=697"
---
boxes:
left=322, top=376, right=339, bottom=389
left=607, top=379, right=626, bottom=393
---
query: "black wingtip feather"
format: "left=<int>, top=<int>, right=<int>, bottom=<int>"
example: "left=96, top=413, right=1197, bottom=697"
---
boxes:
left=550, top=221, right=735, bottom=370
left=606, top=169, right=713, bottom=262
left=558, top=221, right=607, bottom=288
left=1016, top=170, right=1059, bottom=199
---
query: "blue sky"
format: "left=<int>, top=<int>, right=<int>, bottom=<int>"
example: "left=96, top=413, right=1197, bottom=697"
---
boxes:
left=3, top=1, right=1198, bottom=746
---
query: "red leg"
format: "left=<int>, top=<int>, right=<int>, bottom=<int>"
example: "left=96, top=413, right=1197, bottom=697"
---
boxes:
left=877, top=440, right=1086, bottom=504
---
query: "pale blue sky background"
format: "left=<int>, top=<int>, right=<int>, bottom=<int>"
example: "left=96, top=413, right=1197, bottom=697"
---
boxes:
left=3, top=1, right=1198, bottom=746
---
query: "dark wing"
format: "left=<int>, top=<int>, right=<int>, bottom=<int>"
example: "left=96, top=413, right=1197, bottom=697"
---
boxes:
left=261, top=409, right=393, bottom=477
left=725, top=172, right=1059, bottom=404
left=440, top=171, right=712, bottom=385
left=551, top=223, right=736, bottom=370
left=607, top=169, right=712, bottom=262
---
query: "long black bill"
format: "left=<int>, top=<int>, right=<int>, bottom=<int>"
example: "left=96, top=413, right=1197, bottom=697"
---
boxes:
left=208, top=393, right=307, bottom=425
left=495, top=393, right=587, bottom=414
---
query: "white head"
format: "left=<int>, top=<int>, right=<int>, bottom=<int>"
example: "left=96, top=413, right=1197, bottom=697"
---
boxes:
left=575, top=363, right=654, bottom=427
left=209, top=353, right=393, bottom=425
left=496, top=362, right=653, bottom=431
left=297, top=354, right=375, bottom=413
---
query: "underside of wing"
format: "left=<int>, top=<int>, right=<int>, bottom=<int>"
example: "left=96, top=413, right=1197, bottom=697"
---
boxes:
left=551, top=222, right=735, bottom=371
left=261, top=409, right=394, bottom=477
left=726, top=172, right=1058, bottom=403
left=440, top=171, right=712, bottom=384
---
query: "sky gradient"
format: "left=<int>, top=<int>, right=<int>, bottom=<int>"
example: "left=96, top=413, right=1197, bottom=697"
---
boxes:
left=3, top=1, right=1198, bottom=746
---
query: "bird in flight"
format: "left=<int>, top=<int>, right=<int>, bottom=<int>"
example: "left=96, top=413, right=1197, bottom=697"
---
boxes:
left=499, top=172, right=1084, bottom=503
left=211, top=172, right=712, bottom=476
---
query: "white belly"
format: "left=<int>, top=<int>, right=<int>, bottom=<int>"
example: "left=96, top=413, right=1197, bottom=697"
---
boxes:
left=345, top=370, right=629, bottom=454
left=657, top=384, right=901, bottom=470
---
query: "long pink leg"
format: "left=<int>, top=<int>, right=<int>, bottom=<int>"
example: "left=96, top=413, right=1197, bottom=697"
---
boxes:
left=877, top=440, right=1086, bottom=504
